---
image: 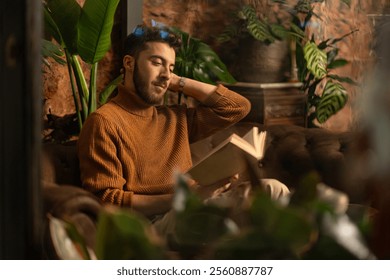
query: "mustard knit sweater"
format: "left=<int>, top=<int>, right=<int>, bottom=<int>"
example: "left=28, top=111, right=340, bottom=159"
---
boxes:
left=77, top=84, right=250, bottom=207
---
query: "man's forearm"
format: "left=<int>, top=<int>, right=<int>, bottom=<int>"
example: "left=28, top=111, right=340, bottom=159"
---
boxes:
left=170, top=74, right=217, bottom=103
left=131, top=193, right=174, bottom=218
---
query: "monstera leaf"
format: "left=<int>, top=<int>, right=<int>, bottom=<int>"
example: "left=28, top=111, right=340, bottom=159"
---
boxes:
left=172, top=28, right=236, bottom=85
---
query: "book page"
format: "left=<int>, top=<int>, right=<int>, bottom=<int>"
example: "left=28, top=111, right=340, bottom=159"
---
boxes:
left=187, top=141, right=251, bottom=186
left=240, top=127, right=266, bottom=159
left=241, top=126, right=258, bottom=147
left=254, top=131, right=266, bottom=159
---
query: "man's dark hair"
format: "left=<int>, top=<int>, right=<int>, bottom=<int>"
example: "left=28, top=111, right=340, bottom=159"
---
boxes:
left=123, top=25, right=182, bottom=58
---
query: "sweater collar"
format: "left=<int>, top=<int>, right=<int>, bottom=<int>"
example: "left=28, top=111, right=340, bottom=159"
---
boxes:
left=112, top=84, right=156, bottom=117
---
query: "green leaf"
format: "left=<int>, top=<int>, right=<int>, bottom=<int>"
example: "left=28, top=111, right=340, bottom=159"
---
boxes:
left=328, top=74, right=359, bottom=86
left=95, top=208, right=165, bottom=260
left=316, top=81, right=348, bottom=123
left=304, top=41, right=327, bottom=79
left=88, top=62, right=98, bottom=114
left=41, top=39, right=66, bottom=65
left=77, top=0, right=121, bottom=63
left=169, top=173, right=234, bottom=258
left=328, top=59, right=348, bottom=69
left=269, top=23, right=289, bottom=40
left=99, top=74, right=123, bottom=105
left=249, top=193, right=315, bottom=256
left=43, top=5, right=63, bottom=46
left=290, top=23, right=306, bottom=40
left=46, top=0, right=81, bottom=53
left=69, top=54, right=89, bottom=122
left=216, top=24, right=240, bottom=43
left=48, top=215, right=92, bottom=259
left=173, top=28, right=235, bottom=84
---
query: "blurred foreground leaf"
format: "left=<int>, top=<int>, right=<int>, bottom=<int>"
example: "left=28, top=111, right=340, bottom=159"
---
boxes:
left=95, top=207, right=165, bottom=260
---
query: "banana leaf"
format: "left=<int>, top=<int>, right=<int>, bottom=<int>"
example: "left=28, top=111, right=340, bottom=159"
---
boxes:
left=45, top=0, right=80, bottom=53
left=41, top=39, right=66, bottom=66
left=99, top=74, right=123, bottom=105
left=43, top=0, right=120, bottom=130
left=77, top=0, right=120, bottom=64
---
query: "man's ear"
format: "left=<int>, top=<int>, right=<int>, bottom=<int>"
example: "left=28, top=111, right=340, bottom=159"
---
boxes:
left=123, top=55, right=135, bottom=71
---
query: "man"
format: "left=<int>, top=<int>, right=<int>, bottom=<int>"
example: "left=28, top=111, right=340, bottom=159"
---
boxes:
left=77, top=25, right=289, bottom=228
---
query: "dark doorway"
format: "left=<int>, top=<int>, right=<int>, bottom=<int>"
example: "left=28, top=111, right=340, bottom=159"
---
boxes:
left=0, top=0, right=43, bottom=259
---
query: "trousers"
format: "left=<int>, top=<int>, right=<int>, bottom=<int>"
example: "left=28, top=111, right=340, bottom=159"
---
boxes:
left=153, top=178, right=290, bottom=237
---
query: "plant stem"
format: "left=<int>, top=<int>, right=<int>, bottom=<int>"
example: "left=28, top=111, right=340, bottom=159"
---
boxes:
left=71, top=55, right=89, bottom=123
left=65, top=50, right=83, bottom=131
left=89, top=62, right=98, bottom=114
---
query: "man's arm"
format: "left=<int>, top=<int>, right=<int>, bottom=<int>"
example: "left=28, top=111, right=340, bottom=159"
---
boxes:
left=169, top=73, right=217, bottom=102
left=169, top=73, right=251, bottom=143
left=131, top=193, right=173, bottom=217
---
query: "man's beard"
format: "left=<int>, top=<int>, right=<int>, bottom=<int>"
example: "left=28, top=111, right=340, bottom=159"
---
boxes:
left=133, top=63, right=166, bottom=106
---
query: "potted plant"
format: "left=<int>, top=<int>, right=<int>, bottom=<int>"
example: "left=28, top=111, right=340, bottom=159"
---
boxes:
left=217, top=3, right=305, bottom=83
left=218, top=0, right=357, bottom=127
left=42, top=0, right=122, bottom=134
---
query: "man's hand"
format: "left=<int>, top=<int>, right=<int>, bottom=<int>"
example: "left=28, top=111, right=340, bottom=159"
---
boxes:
left=168, top=73, right=181, bottom=92
left=190, top=174, right=240, bottom=200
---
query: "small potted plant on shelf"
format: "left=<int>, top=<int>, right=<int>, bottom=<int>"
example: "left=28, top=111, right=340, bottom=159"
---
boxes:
left=217, top=3, right=305, bottom=83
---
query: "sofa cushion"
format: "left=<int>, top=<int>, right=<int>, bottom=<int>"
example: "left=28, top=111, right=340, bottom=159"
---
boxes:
left=190, top=123, right=357, bottom=201
left=42, top=140, right=81, bottom=186
left=260, top=125, right=355, bottom=194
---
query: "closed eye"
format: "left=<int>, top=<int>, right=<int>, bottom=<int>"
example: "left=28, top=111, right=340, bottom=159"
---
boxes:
left=150, top=56, right=174, bottom=72
left=151, top=60, right=162, bottom=66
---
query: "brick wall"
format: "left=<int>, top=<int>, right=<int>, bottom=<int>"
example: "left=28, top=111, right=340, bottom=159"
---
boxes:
left=42, top=0, right=389, bottom=132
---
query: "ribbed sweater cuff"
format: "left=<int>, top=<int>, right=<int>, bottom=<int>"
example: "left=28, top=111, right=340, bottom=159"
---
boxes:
left=202, top=84, right=227, bottom=106
left=122, top=191, right=133, bottom=207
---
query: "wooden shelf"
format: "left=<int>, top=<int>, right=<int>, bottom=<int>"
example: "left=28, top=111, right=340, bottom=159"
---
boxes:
left=224, top=82, right=307, bottom=127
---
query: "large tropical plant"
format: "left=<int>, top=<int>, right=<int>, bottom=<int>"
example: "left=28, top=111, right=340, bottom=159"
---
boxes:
left=43, top=0, right=121, bottom=131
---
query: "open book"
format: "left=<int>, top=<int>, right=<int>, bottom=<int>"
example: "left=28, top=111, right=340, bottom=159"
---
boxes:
left=186, top=126, right=266, bottom=186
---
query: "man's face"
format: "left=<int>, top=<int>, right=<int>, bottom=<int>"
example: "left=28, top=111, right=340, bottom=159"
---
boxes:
left=133, top=42, right=176, bottom=106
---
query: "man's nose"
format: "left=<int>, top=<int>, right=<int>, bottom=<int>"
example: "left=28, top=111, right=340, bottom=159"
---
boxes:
left=160, top=66, right=171, bottom=79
